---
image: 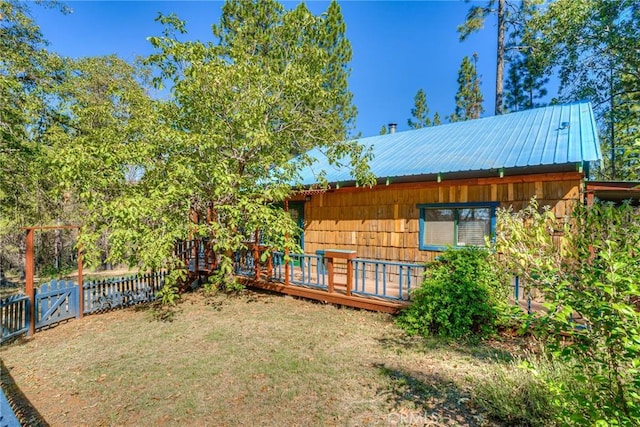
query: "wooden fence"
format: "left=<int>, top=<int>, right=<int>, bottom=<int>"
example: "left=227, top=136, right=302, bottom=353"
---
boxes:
left=0, top=272, right=165, bottom=343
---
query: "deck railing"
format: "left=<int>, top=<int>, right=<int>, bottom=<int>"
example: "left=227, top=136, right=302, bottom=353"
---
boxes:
left=175, top=239, right=216, bottom=273
left=272, top=252, right=327, bottom=290
left=353, top=259, right=425, bottom=301
left=271, top=252, right=424, bottom=301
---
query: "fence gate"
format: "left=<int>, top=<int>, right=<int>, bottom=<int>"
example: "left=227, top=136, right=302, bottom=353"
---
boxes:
left=35, top=279, right=78, bottom=329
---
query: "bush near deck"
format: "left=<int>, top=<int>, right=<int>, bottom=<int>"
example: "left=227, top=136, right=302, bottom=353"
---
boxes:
left=397, top=247, right=511, bottom=339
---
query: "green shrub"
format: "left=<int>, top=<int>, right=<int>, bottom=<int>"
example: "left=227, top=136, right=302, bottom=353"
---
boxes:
left=397, top=247, right=510, bottom=338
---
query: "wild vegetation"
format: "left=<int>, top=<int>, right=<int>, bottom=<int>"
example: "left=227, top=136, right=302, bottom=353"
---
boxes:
left=494, top=200, right=640, bottom=425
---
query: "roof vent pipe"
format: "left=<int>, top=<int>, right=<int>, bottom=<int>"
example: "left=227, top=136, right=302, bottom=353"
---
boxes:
left=388, top=123, right=397, bottom=134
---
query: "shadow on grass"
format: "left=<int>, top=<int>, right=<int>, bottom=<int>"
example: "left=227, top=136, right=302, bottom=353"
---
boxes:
left=374, top=363, right=483, bottom=426
left=376, top=332, right=517, bottom=364
left=0, top=359, right=49, bottom=427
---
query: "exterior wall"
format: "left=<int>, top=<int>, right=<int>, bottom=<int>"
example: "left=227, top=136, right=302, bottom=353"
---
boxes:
left=302, top=171, right=583, bottom=264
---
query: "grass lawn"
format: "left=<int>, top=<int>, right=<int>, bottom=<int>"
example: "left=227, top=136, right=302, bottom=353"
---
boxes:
left=0, top=289, right=521, bottom=426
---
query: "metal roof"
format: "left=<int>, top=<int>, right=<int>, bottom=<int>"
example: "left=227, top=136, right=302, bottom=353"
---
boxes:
left=298, top=101, right=602, bottom=185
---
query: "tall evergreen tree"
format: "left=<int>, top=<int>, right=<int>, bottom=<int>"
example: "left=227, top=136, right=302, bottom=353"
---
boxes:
left=524, top=0, right=640, bottom=179
left=458, top=0, right=506, bottom=115
left=449, top=55, right=484, bottom=122
left=503, top=1, right=548, bottom=112
left=407, top=88, right=431, bottom=129
left=432, top=112, right=442, bottom=126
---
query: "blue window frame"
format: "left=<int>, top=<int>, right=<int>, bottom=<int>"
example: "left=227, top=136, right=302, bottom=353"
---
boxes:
left=417, top=202, right=499, bottom=251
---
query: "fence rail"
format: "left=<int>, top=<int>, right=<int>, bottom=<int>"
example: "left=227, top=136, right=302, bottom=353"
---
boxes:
left=1, top=271, right=166, bottom=344
left=0, top=294, right=30, bottom=343
left=83, top=272, right=165, bottom=314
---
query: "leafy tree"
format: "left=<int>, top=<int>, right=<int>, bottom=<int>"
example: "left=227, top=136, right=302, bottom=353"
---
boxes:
left=449, top=54, right=484, bottom=122
left=379, top=125, right=388, bottom=135
left=523, top=0, right=640, bottom=179
left=0, top=0, right=70, bottom=272
left=49, top=55, right=160, bottom=270
left=54, top=0, right=372, bottom=291
left=495, top=199, right=640, bottom=425
left=407, top=88, right=431, bottom=129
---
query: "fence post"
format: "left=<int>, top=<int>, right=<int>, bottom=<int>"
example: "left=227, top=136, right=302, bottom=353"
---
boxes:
left=25, top=228, right=35, bottom=336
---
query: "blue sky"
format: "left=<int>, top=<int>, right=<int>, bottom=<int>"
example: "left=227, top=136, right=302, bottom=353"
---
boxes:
left=32, top=1, right=499, bottom=138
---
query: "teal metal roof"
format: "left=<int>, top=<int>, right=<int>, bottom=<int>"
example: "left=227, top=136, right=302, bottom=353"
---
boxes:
left=298, top=101, right=602, bottom=185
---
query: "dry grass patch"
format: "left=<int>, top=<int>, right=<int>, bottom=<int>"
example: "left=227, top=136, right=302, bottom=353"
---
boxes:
left=1, top=290, right=523, bottom=426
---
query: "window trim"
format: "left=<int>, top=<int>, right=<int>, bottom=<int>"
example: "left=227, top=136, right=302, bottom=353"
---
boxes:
left=417, top=202, right=499, bottom=251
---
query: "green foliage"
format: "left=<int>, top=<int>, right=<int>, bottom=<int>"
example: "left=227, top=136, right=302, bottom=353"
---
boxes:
left=432, top=112, right=442, bottom=126
left=379, top=124, right=388, bottom=135
left=407, top=88, right=432, bottom=129
left=473, top=353, right=566, bottom=426
left=523, top=0, right=640, bottom=180
left=0, top=1, right=75, bottom=272
left=503, top=1, right=548, bottom=112
left=398, top=247, right=510, bottom=338
left=495, top=199, right=640, bottom=425
left=49, top=0, right=372, bottom=290
left=152, top=273, right=180, bottom=321
left=448, top=54, right=484, bottom=123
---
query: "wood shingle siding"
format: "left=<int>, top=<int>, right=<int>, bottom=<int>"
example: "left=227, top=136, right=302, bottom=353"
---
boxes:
left=303, top=171, right=582, bottom=263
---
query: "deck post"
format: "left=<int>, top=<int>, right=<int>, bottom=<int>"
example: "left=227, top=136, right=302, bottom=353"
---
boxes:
left=266, top=253, right=273, bottom=281
left=25, top=228, right=35, bottom=336
left=346, top=258, right=353, bottom=297
left=327, top=256, right=335, bottom=293
left=77, top=241, right=83, bottom=318
left=254, top=231, right=260, bottom=280
left=284, top=200, right=290, bottom=287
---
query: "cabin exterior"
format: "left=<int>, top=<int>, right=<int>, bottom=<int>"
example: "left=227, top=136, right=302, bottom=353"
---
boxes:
left=241, top=101, right=602, bottom=312
left=292, top=101, right=601, bottom=264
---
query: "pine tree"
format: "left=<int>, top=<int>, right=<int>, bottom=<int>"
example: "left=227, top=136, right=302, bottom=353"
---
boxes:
left=449, top=54, right=484, bottom=122
left=458, top=0, right=506, bottom=115
left=433, top=112, right=442, bottom=126
left=503, top=51, right=548, bottom=112
left=407, top=88, right=431, bottom=129
left=524, top=0, right=640, bottom=179
left=503, top=1, right=548, bottom=112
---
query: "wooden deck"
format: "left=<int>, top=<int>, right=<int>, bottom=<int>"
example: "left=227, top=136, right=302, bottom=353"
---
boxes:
left=238, top=276, right=409, bottom=314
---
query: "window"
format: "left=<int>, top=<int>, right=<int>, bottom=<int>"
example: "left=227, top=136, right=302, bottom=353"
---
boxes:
left=418, top=202, right=498, bottom=250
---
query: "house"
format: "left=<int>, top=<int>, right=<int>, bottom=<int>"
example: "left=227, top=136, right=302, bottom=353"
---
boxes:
left=243, top=101, right=602, bottom=312
left=291, top=100, right=601, bottom=263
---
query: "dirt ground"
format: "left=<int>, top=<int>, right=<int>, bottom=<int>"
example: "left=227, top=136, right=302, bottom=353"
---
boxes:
left=0, top=290, right=524, bottom=426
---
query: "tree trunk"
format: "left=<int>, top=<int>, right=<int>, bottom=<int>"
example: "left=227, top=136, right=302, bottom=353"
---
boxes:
left=495, top=0, right=505, bottom=115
